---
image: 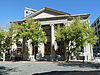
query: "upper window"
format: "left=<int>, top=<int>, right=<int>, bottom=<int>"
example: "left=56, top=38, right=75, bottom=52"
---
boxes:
left=94, top=23, right=96, bottom=26
left=26, top=11, right=28, bottom=14
left=97, top=19, right=99, bottom=24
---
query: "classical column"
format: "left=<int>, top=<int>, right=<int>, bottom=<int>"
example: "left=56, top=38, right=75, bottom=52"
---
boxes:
left=90, top=45, right=94, bottom=60
left=38, top=43, right=44, bottom=57
left=27, top=40, right=32, bottom=55
left=50, top=24, right=56, bottom=61
left=3, top=50, right=6, bottom=62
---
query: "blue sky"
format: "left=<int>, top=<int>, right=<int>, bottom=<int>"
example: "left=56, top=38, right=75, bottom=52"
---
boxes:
left=0, top=0, right=99, bottom=29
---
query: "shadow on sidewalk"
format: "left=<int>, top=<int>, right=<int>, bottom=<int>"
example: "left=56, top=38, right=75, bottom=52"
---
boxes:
left=57, top=62, right=100, bottom=69
left=0, top=66, right=19, bottom=75
left=32, top=71, right=100, bottom=75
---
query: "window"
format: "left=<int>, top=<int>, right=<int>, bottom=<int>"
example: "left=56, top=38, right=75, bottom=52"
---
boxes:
left=44, top=42, right=51, bottom=55
left=96, top=43, right=99, bottom=46
left=94, top=23, right=96, bottom=26
left=26, top=11, right=28, bottom=14
left=56, top=42, right=64, bottom=55
left=95, top=32, right=97, bottom=35
left=97, top=20, right=99, bottom=24
left=54, top=23, right=64, bottom=29
left=97, top=48, right=99, bottom=50
left=98, top=26, right=100, bottom=29
left=44, top=29, right=51, bottom=36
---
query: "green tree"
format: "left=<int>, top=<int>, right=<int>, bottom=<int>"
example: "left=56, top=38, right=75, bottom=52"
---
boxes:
left=55, top=18, right=98, bottom=62
left=0, top=28, right=13, bottom=61
left=10, top=19, right=47, bottom=60
left=0, top=29, right=6, bottom=52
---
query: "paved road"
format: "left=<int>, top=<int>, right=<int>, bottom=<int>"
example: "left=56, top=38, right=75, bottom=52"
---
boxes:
left=0, top=61, right=100, bottom=75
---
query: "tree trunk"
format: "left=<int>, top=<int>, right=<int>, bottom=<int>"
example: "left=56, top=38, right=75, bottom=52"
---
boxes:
left=34, top=47, right=37, bottom=60
left=64, top=43, right=67, bottom=61
left=50, top=45, right=56, bottom=61
left=64, top=43, right=70, bottom=62
left=32, top=42, right=38, bottom=61
left=82, top=55, right=85, bottom=63
left=22, top=37, right=26, bottom=60
left=81, top=46, right=85, bottom=63
left=66, top=51, right=70, bottom=62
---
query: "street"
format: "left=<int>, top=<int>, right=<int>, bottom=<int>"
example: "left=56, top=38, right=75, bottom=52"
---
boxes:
left=0, top=61, right=100, bottom=75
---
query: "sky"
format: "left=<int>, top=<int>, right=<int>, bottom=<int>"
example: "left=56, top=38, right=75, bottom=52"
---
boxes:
left=0, top=0, right=100, bottom=29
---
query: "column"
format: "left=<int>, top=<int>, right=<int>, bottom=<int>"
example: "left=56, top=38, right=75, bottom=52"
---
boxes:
left=50, top=24, right=56, bottom=61
left=27, top=39, right=34, bottom=61
left=38, top=43, right=45, bottom=57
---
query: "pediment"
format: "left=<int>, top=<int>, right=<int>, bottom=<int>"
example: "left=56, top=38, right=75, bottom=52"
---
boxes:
left=25, top=7, right=70, bottom=19
left=34, top=11, right=61, bottom=19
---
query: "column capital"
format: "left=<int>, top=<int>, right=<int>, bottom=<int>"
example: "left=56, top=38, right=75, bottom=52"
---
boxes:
left=50, top=24, right=54, bottom=26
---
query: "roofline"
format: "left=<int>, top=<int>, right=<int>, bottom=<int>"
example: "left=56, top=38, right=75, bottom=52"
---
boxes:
left=10, top=20, right=25, bottom=24
left=35, top=14, right=90, bottom=20
left=25, top=7, right=37, bottom=12
left=44, top=7, right=71, bottom=15
left=11, top=14, right=90, bottom=23
left=71, top=14, right=90, bottom=17
left=23, top=7, right=71, bottom=20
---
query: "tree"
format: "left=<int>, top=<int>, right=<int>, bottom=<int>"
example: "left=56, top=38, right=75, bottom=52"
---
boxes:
left=10, top=19, right=47, bottom=60
left=55, top=18, right=98, bottom=62
left=0, top=29, right=6, bottom=61
left=0, top=29, right=6, bottom=50
left=0, top=28, right=13, bottom=61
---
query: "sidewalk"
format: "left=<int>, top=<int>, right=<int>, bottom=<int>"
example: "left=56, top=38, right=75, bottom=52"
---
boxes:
left=0, top=61, right=100, bottom=75
left=0, top=60, right=95, bottom=63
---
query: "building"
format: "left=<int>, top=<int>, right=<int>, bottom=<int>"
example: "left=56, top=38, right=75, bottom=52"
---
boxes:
left=11, top=7, right=93, bottom=61
left=24, top=7, right=37, bottom=17
left=91, top=16, right=100, bottom=58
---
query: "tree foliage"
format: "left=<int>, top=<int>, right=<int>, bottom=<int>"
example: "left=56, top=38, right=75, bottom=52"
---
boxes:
left=10, top=19, right=47, bottom=45
left=0, top=28, right=13, bottom=51
left=10, top=19, right=47, bottom=60
left=55, top=18, right=98, bottom=61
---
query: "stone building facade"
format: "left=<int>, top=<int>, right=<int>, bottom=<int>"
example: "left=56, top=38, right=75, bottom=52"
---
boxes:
left=11, top=7, right=93, bottom=61
left=91, top=16, right=100, bottom=58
